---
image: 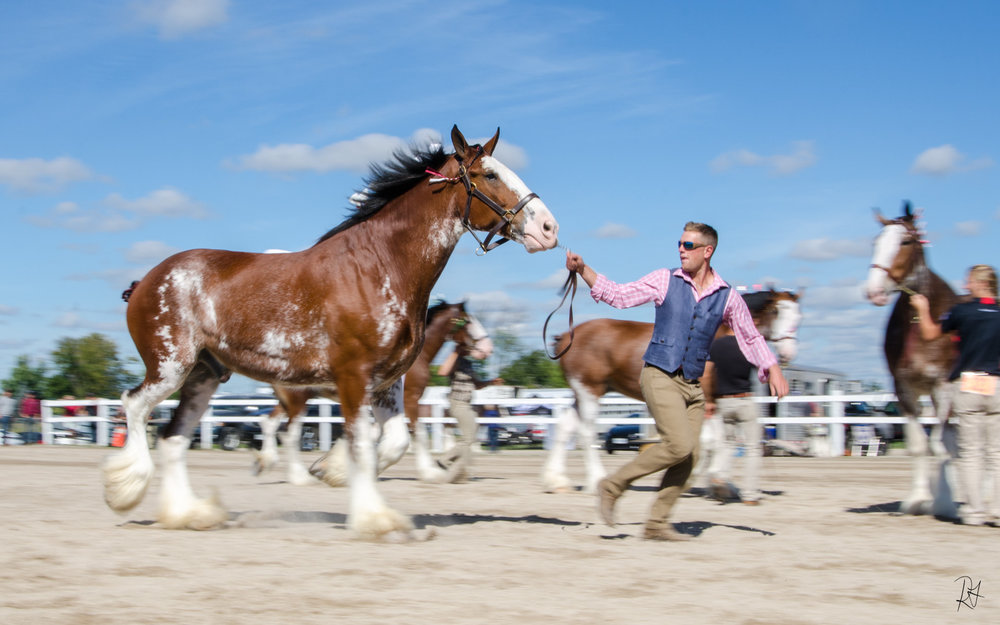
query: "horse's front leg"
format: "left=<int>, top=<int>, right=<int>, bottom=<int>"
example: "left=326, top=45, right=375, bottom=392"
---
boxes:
left=252, top=406, right=283, bottom=476
left=343, top=400, right=413, bottom=540
left=901, top=415, right=934, bottom=515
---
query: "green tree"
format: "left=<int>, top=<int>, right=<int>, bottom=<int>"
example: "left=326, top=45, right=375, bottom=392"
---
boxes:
left=46, top=333, right=140, bottom=398
left=499, top=350, right=566, bottom=388
left=2, top=355, right=48, bottom=397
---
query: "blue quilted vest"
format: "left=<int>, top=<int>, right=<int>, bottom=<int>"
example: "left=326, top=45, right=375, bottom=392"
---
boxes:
left=642, top=272, right=730, bottom=379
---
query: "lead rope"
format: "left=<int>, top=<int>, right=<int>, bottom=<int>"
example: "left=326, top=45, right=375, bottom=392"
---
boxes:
left=543, top=269, right=578, bottom=359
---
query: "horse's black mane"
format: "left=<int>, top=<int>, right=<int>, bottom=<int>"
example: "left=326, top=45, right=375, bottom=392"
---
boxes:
left=316, top=143, right=450, bottom=244
left=741, top=290, right=774, bottom=314
left=426, top=300, right=461, bottom=325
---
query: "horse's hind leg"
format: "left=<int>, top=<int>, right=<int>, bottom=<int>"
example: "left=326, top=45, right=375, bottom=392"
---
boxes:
left=158, top=362, right=228, bottom=529
left=371, top=378, right=410, bottom=475
left=103, top=359, right=195, bottom=513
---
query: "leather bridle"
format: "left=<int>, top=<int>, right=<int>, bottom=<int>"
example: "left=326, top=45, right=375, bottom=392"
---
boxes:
left=427, top=146, right=539, bottom=254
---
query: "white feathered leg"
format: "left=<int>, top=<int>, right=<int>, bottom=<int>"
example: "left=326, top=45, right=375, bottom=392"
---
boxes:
left=347, top=409, right=412, bottom=539
left=252, top=412, right=281, bottom=476
left=282, top=419, right=318, bottom=485
left=158, top=435, right=228, bottom=530
left=102, top=389, right=158, bottom=512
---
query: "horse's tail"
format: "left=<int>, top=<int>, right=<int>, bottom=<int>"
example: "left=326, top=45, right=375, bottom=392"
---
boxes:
left=121, top=280, right=140, bottom=303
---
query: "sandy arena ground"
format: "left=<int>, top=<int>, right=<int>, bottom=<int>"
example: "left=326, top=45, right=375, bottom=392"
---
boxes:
left=0, top=444, right=996, bottom=625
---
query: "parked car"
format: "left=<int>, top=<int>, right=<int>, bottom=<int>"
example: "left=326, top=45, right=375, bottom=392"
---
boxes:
left=603, top=413, right=648, bottom=454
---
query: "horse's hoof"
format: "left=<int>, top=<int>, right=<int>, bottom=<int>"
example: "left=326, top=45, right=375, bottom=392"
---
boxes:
left=102, top=451, right=154, bottom=512
left=159, top=492, right=229, bottom=530
left=899, top=498, right=932, bottom=515
left=351, top=507, right=414, bottom=541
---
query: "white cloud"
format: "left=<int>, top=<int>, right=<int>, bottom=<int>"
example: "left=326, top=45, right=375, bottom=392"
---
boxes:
left=0, top=156, right=94, bottom=193
left=53, top=312, right=82, bottom=328
left=105, top=187, right=209, bottom=219
left=125, top=240, right=181, bottom=264
left=135, top=0, right=230, bottom=40
left=0, top=305, right=19, bottom=315
left=593, top=222, right=637, bottom=239
left=710, top=140, right=816, bottom=176
left=910, top=144, right=994, bottom=176
left=788, top=237, right=871, bottom=261
left=25, top=202, right=141, bottom=233
left=954, top=220, right=982, bottom=237
left=232, top=130, right=441, bottom=174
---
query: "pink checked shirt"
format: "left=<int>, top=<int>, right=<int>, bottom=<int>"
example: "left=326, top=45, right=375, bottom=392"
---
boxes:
left=590, top=268, right=778, bottom=382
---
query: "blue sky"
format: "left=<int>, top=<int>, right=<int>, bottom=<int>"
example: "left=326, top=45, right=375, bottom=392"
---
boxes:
left=2, top=0, right=997, bottom=394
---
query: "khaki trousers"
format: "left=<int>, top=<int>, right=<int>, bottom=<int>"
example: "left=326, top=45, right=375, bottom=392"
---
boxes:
left=605, top=364, right=705, bottom=530
left=953, top=381, right=1000, bottom=525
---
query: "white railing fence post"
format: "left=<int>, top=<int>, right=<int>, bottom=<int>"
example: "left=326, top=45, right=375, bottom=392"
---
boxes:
left=828, top=389, right=846, bottom=457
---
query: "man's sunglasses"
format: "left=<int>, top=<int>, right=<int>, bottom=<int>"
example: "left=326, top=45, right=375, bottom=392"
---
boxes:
left=678, top=241, right=707, bottom=251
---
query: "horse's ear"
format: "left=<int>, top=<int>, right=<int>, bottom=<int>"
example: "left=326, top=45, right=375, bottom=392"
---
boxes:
left=873, top=207, right=893, bottom=226
left=482, top=128, right=500, bottom=156
left=451, top=125, right=469, bottom=159
left=902, top=200, right=913, bottom=220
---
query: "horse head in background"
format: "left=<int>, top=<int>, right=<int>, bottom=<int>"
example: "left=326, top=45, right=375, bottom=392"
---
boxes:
left=865, top=201, right=959, bottom=516
left=737, top=288, right=802, bottom=365
left=105, top=125, right=558, bottom=539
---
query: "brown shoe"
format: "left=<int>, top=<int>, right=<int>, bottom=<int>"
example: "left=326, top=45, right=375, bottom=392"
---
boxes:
left=743, top=499, right=760, bottom=506
left=643, top=526, right=692, bottom=542
left=597, top=478, right=619, bottom=527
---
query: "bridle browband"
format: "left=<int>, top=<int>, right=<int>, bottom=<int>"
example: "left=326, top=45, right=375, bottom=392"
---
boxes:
left=426, top=145, right=538, bottom=254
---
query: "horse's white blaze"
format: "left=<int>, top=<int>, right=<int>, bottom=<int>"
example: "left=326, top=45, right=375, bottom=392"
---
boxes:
left=481, top=155, right=558, bottom=252
left=770, top=299, right=801, bottom=364
left=866, top=223, right=905, bottom=306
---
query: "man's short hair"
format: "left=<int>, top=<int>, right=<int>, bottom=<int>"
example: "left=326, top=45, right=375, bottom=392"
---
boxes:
left=684, top=222, right=718, bottom=249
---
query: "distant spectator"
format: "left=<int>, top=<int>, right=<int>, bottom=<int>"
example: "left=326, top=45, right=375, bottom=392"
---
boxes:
left=1, top=389, right=16, bottom=444
left=19, top=390, right=42, bottom=444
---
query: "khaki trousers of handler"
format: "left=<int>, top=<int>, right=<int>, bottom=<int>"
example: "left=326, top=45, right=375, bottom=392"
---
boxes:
left=604, top=364, right=705, bottom=530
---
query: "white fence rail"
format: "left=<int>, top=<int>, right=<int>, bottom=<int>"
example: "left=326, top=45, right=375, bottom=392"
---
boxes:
left=34, top=391, right=939, bottom=457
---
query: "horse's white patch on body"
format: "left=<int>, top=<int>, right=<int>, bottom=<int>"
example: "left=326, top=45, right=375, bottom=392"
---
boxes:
left=377, top=276, right=406, bottom=347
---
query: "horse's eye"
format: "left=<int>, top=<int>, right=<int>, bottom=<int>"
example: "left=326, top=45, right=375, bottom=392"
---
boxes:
left=900, top=239, right=914, bottom=246
left=484, top=172, right=497, bottom=181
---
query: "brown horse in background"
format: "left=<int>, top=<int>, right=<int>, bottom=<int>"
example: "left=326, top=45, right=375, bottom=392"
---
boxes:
left=253, top=301, right=491, bottom=486
left=104, top=126, right=559, bottom=538
left=865, top=201, right=959, bottom=516
left=545, top=289, right=801, bottom=493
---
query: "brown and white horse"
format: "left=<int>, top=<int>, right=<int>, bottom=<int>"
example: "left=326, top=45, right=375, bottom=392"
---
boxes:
left=545, top=289, right=801, bottom=493
left=865, top=202, right=959, bottom=516
left=252, top=300, right=491, bottom=486
left=104, top=126, right=558, bottom=538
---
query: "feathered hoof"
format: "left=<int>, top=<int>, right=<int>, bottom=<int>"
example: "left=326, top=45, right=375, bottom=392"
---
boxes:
left=309, top=452, right=348, bottom=487
left=159, top=491, right=229, bottom=530
left=417, top=464, right=450, bottom=484
left=542, top=473, right=573, bottom=494
left=251, top=449, right=278, bottom=476
left=899, top=497, right=933, bottom=515
left=287, top=462, right=319, bottom=486
left=350, top=506, right=414, bottom=541
left=102, top=450, right=154, bottom=512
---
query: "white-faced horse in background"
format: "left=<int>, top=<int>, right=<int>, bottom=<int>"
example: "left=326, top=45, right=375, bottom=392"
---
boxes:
left=865, top=201, right=959, bottom=516
left=546, top=289, right=801, bottom=494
